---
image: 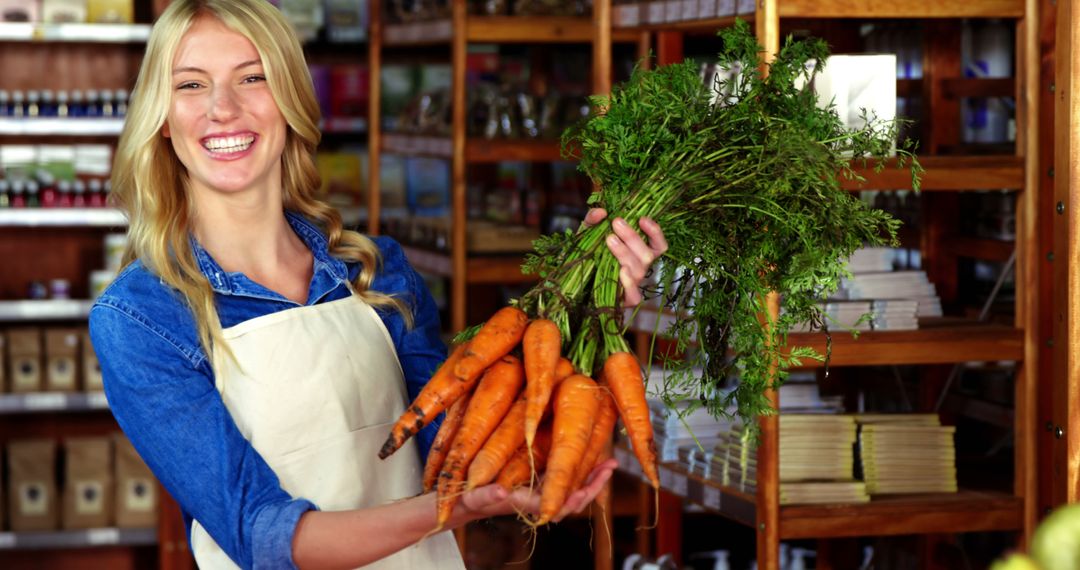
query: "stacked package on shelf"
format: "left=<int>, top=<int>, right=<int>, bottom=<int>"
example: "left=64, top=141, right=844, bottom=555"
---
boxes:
left=842, top=247, right=943, bottom=329
left=644, top=367, right=732, bottom=474
left=708, top=376, right=867, bottom=504
left=855, top=414, right=958, bottom=495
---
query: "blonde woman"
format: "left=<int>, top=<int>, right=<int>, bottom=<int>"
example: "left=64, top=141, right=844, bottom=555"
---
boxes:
left=89, top=0, right=668, bottom=568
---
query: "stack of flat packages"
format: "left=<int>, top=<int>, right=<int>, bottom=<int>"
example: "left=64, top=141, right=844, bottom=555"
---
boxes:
left=646, top=367, right=730, bottom=464
left=827, top=247, right=944, bottom=330
left=708, top=375, right=867, bottom=504
left=856, top=414, right=958, bottom=495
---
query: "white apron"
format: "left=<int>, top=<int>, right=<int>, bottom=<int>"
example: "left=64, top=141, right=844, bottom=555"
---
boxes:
left=190, top=294, right=464, bottom=569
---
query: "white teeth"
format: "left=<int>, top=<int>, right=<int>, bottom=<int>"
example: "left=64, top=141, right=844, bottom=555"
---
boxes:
left=202, top=135, right=255, bottom=153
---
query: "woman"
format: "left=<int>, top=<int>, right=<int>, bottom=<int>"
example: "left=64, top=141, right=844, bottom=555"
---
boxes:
left=89, top=0, right=668, bottom=568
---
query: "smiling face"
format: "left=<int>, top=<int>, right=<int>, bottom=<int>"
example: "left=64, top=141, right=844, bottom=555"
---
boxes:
left=164, top=14, right=286, bottom=201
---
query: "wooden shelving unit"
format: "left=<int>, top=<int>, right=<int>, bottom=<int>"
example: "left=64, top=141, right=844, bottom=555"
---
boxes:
left=368, top=3, right=619, bottom=333
left=604, top=1, right=1040, bottom=570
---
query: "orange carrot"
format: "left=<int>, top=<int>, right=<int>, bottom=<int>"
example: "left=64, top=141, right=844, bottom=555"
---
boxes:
left=555, top=357, right=575, bottom=381
left=570, top=386, right=618, bottom=491
left=436, top=355, right=525, bottom=527
left=466, top=396, right=527, bottom=490
left=522, top=319, right=562, bottom=449
left=604, top=352, right=659, bottom=489
left=379, top=343, right=471, bottom=459
left=422, top=391, right=472, bottom=493
left=537, top=374, right=601, bottom=524
left=453, top=306, right=528, bottom=384
left=495, top=426, right=553, bottom=490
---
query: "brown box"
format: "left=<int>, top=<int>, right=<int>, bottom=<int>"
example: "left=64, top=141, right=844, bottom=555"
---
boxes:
left=7, top=438, right=59, bottom=531
left=8, top=328, right=43, bottom=393
left=45, top=328, right=80, bottom=392
left=113, top=434, right=157, bottom=528
left=63, top=437, right=113, bottom=529
left=81, top=329, right=104, bottom=392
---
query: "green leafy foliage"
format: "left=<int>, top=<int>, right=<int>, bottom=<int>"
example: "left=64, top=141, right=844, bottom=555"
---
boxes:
left=519, top=19, right=921, bottom=430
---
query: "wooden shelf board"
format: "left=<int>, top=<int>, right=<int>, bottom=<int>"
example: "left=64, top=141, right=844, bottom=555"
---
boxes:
left=618, top=450, right=1021, bottom=541
left=0, top=392, right=109, bottom=415
left=788, top=319, right=1024, bottom=366
left=467, top=16, right=596, bottom=43
left=780, top=490, right=1022, bottom=539
left=947, top=236, right=1015, bottom=263
left=0, top=208, right=127, bottom=227
left=384, top=16, right=633, bottom=45
left=383, top=133, right=566, bottom=162
left=0, top=527, right=156, bottom=550
left=616, top=15, right=744, bottom=34
left=777, top=0, right=1024, bottom=19
left=842, top=155, right=1023, bottom=191
left=629, top=308, right=1023, bottom=365
left=0, top=117, right=125, bottom=136
left=0, top=23, right=151, bottom=43
left=0, top=300, right=95, bottom=322
left=466, top=138, right=565, bottom=162
left=400, top=246, right=535, bottom=283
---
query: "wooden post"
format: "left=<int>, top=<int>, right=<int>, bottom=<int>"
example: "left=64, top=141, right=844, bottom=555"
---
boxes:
left=367, top=0, right=382, bottom=236
left=755, top=3, right=780, bottom=569
left=1053, top=0, right=1080, bottom=503
left=1015, top=0, right=1041, bottom=546
left=451, top=0, right=468, bottom=333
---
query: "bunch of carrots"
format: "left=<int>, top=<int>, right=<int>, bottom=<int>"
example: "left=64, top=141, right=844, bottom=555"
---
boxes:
left=378, top=305, right=658, bottom=528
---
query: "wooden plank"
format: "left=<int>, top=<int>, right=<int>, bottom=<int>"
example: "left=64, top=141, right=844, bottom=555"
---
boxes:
left=777, top=0, right=1024, bottom=19
left=788, top=321, right=1025, bottom=366
left=623, top=15, right=742, bottom=33
left=467, top=16, right=594, bottom=43
left=466, top=139, right=564, bottom=162
left=941, top=77, right=1017, bottom=99
left=757, top=293, right=782, bottom=570
left=946, top=236, right=1015, bottom=263
left=383, top=20, right=454, bottom=46
left=368, top=0, right=383, bottom=236
left=1015, top=0, right=1041, bottom=544
left=1055, top=0, right=1080, bottom=504
left=452, top=0, right=468, bottom=332
left=780, top=491, right=1024, bottom=539
left=841, top=156, right=1024, bottom=191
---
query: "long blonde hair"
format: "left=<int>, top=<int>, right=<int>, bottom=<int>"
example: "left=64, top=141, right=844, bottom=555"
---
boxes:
left=111, top=0, right=409, bottom=359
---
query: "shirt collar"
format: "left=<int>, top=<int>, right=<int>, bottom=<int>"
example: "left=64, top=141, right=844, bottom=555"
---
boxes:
left=190, top=211, right=351, bottom=295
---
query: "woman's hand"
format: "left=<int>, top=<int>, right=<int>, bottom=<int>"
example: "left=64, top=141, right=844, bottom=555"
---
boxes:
left=585, top=209, right=668, bottom=307
left=455, top=458, right=618, bottom=524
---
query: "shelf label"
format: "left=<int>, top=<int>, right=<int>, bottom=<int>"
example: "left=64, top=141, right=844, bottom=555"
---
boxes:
left=680, top=0, right=697, bottom=21
left=87, top=528, right=120, bottom=545
left=647, top=1, right=665, bottom=24
left=664, top=0, right=681, bottom=22
left=0, top=532, right=14, bottom=548
left=704, top=486, right=721, bottom=510
left=24, top=393, right=67, bottom=411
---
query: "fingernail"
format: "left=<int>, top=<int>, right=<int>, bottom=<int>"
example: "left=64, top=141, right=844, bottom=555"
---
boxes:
left=607, top=234, right=619, bottom=247
left=613, top=218, right=627, bottom=229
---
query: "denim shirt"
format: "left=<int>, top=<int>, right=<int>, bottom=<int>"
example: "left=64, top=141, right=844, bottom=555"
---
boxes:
left=88, top=212, right=446, bottom=570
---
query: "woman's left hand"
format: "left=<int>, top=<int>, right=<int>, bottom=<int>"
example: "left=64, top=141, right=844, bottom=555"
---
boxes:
left=585, top=209, right=669, bottom=307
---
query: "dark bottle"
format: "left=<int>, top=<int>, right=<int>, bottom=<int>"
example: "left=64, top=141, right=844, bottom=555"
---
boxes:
left=10, top=180, right=26, bottom=208
left=26, top=180, right=40, bottom=207
left=58, top=179, right=74, bottom=207
left=38, top=172, right=57, bottom=207
left=72, top=179, right=87, bottom=207
left=0, top=179, right=10, bottom=207
left=87, top=179, right=105, bottom=208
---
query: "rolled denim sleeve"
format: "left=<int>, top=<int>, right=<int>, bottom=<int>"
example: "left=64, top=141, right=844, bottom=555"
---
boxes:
left=89, top=301, right=314, bottom=570
left=369, top=236, right=448, bottom=459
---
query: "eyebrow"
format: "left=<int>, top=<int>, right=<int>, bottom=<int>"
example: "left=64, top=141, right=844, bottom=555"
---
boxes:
left=172, top=59, right=262, bottom=75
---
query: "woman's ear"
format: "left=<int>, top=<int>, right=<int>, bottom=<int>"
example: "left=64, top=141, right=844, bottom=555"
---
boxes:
left=162, top=121, right=171, bottom=138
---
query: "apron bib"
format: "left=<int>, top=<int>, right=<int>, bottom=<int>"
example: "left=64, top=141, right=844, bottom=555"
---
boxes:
left=190, top=294, right=463, bottom=569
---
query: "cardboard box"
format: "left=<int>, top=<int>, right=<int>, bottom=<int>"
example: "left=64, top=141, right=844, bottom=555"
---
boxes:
left=316, top=151, right=365, bottom=208
left=86, top=0, right=132, bottom=23
left=45, top=328, right=80, bottom=392
left=114, top=434, right=157, bottom=528
left=329, top=64, right=368, bottom=119
left=405, top=157, right=450, bottom=216
left=8, top=328, right=43, bottom=393
left=325, top=0, right=367, bottom=43
left=81, top=329, right=104, bottom=392
left=0, top=0, right=40, bottom=22
left=42, top=0, right=87, bottom=23
left=811, top=54, right=898, bottom=156
left=63, top=437, right=113, bottom=529
left=8, top=439, right=59, bottom=531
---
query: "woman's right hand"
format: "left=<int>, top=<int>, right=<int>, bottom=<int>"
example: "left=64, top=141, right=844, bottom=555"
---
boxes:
left=454, top=458, right=617, bottom=524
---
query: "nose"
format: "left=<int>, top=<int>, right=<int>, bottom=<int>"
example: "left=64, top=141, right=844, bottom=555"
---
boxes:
left=206, top=84, right=240, bottom=122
